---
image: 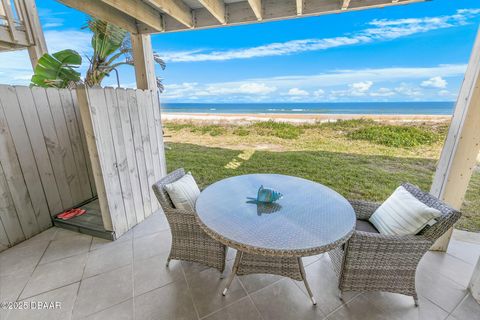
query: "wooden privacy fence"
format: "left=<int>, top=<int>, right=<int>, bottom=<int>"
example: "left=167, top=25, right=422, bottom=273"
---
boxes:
left=77, top=86, right=167, bottom=238
left=0, top=85, right=96, bottom=251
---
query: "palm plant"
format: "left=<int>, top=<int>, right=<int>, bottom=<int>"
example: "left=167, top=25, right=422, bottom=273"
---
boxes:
left=84, top=19, right=166, bottom=91
left=30, top=49, right=82, bottom=88
left=31, top=19, right=166, bottom=90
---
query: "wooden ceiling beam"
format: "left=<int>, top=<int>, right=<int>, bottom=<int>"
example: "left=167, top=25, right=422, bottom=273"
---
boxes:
left=198, top=0, right=226, bottom=24
left=58, top=0, right=426, bottom=34
left=341, top=0, right=351, bottom=10
left=296, top=0, right=303, bottom=15
left=59, top=0, right=139, bottom=34
left=144, top=0, right=194, bottom=28
left=100, top=0, right=163, bottom=32
left=247, top=0, right=262, bottom=21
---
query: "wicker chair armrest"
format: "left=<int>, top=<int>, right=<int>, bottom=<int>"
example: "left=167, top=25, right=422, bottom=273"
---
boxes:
left=349, top=230, right=432, bottom=247
left=348, top=199, right=381, bottom=220
left=177, top=208, right=196, bottom=215
left=165, top=208, right=195, bottom=216
left=343, top=231, right=433, bottom=278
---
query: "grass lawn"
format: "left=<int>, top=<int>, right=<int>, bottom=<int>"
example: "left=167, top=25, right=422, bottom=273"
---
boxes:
left=164, top=120, right=480, bottom=232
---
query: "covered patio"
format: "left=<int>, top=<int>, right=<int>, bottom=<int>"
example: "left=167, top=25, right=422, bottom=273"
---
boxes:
left=0, top=211, right=478, bottom=319
left=1, top=0, right=480, bottom=319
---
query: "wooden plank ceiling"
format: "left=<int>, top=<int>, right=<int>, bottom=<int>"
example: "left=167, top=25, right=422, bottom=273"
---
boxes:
left=58, top=0, right=426, bottom=34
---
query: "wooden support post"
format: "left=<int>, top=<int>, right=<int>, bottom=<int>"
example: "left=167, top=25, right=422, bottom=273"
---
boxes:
left=130, top=33, right=167, bottom=179
left=130, top=34, right=157, bottom=91
left=430, top=28, right=480, bottom=252
left=23, top=0, right=48, bottom=68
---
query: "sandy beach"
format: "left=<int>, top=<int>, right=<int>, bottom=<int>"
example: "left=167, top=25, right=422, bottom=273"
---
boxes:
left=163, top=112, right=452, bottom=124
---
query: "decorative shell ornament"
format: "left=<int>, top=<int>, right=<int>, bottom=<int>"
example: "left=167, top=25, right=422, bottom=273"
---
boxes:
left=255, top=185, right=283, bottom=203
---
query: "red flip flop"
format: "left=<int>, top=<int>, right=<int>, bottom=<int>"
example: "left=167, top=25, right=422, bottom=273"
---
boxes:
left=58, top=208, right=87, bottom=220
left=73, top=209, right=86, bottom=217
left=57, top=209, right=76, bottom=219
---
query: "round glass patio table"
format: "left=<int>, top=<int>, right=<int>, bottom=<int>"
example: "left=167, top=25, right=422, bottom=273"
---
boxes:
left=195, top=174, right=356, bottom=305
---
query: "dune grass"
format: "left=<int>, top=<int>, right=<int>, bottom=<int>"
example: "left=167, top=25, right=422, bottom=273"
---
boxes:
left=163, top=119, right=479, bottom=232
left=164, top=119, right=449, bottom=159
left=250, top=121, right=305, bottom=139
left=164, top=119, right=446, bottom=147
left=347, top=125, right=444, bottom=148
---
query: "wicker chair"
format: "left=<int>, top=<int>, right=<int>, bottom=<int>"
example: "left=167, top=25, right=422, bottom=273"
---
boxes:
left=152, top=168, right=227, bottom=274
left=329, top=183, right=461, bottom=306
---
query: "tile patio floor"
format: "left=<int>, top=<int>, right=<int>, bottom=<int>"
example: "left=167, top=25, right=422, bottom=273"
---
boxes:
left=1, top=211, right=479, bottom=320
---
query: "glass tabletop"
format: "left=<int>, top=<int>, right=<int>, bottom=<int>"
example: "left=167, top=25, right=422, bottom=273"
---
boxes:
left=195, top=174, right=356, bottom=256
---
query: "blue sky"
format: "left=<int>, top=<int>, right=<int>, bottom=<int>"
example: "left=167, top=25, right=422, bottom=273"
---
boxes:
left=0, top=0, right=479, bottom=103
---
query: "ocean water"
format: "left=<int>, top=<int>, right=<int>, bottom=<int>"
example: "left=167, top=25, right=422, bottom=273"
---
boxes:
left=161, top=102, right=454, bottom=115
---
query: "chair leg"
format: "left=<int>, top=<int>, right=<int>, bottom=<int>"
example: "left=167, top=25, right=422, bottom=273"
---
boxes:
left=339, top=290, right=344, bottom=302
left=413, top=293, right=419, bottom=307
left=166, top=248, right=173, bottom=267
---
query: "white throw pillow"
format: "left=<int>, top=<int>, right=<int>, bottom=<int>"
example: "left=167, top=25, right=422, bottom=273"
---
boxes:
left=369, top=186, right=442, bottom=236
left=164, top=172, right=201, bottom=211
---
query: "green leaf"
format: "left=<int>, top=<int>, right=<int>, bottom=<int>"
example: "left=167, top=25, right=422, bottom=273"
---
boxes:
left=84, top=18, right=166, bottom=88
left=52, top=49, right=82, bottom=66
left=30, top=50, right=82, bottom=88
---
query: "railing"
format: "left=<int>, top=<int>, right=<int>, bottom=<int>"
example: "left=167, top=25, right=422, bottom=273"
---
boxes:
left=0, top=0, right=37, bottom=49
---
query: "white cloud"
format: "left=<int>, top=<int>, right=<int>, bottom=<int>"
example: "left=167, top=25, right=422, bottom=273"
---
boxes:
left=249, top=64, right=466, bottom=88
left=160, top=9, right=480, bottom=63
left=161, top=37, right=362, bottom=62
left=287, top=88, right=309, bottom=96
left=160, top=64, right=466, bottom=101
left=438, top=89, right=456, bottom=98
left=162, top=82, right=276, bottom=99
left=205, top=83, right=277, bottom=95
left=351, top=81, right=373, bottom=95
left=38, top=8, right=68, bottom=30
left=394, top=83, right=423, bottom=97
left=421, top=76, right=448, bottom=88
left=161, top=82, right=200, bottom=99
left=331, top=81, right=373, bottom=97
left=44, top=30, right=92, bottom=54
left=370, top=87, right=395, bottom=97
left=43, top=23, right=63, bottom=28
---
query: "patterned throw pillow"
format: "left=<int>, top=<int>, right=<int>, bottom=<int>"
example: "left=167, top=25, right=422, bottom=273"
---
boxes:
left=369, top=186, right=442, bottom=236
left=164, top=173, right=201, bottom=212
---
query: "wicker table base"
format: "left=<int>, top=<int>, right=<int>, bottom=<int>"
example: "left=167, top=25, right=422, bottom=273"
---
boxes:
left=222, top=251, right=317, bottom=305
